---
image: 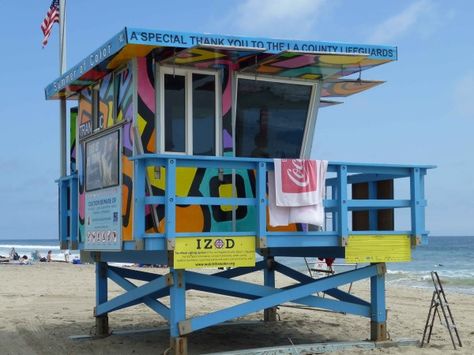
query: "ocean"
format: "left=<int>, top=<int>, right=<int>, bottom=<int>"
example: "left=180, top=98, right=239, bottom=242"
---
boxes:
left=278, top=236, right=474, bottom=295
left=0, top=238, right=79, bottom=262
left=1, top=236, right=472, bottom=294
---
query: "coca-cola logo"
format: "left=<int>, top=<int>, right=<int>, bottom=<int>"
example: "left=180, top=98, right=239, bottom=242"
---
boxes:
left=281, top=159, right=317, bottom=193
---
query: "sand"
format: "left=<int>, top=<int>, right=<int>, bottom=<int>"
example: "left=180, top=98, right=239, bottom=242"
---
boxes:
left=0, top=262, right=472, bottom=355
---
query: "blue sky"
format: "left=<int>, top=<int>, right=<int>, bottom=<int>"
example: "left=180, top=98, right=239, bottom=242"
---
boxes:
left=0, top=0, right=472, bottom=238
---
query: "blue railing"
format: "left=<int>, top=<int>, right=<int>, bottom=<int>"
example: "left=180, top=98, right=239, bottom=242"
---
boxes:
left=58, top=174, right=78, bottom=249
left=131, top=154, right=434, bottom=251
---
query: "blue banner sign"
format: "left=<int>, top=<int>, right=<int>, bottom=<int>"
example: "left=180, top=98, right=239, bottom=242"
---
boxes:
left=45, top=27, right=397, bottom=99
left=127, top=27, right=397, bottom=59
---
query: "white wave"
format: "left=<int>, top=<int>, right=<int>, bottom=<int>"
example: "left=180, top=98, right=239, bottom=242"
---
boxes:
left=0, top=244, right=59, bottom=250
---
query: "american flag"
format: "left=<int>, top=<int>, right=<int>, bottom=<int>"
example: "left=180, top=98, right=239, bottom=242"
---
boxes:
left=41, top=0, right=60, bottom=47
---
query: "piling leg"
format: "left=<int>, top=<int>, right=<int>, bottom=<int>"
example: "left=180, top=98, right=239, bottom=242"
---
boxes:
left=169, top=269, right=187, bottom=355
left=95, top=261, right=110, bottom=337
left=264, top=256, right=277, bottom=322
left=370, top=263, right=387, bottom=341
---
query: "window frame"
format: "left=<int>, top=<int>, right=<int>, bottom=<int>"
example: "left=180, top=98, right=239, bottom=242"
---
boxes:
left=84, top=128, right=121, bottom=192
left=233, top=73, right=320, bottom=159
left=158, top=66, right=222, bottom=156
left=113, top=66, right=128, bottom=123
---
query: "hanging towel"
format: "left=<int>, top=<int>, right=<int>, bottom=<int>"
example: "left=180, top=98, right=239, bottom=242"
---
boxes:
left=269, top=160, right=328, bottom=227
left=274, top=159, right=321, bottom=206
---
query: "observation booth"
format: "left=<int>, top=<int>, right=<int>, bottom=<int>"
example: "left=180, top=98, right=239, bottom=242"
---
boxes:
left=46, top=28, right=433, bottom=354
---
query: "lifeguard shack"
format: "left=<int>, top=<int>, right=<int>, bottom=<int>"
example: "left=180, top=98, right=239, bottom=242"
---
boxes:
left=46, top=28, right=433, bottom=354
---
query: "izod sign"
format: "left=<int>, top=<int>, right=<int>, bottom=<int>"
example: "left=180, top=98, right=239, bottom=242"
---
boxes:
left=174, top=236, right=256, bottom=269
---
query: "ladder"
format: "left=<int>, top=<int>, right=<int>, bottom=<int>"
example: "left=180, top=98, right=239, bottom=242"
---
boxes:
left=421, top=271, right=462, bottom=349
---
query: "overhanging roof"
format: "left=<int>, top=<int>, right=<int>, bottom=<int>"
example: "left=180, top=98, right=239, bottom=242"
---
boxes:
left=45, top=27, right=397, bottom=101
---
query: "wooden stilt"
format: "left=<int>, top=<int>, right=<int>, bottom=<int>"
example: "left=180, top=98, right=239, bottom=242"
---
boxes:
left=170, top=336, right=188, bottom=355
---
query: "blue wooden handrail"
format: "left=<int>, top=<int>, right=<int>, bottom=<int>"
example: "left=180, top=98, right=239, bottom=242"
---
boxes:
left=57, top=173, right=78, bottom=249
left=131, top=154, right=434, bottom=249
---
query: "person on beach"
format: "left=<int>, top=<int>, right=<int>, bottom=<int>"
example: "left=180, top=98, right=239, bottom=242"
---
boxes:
left=9, top=248, right=19, bottom=261
left=63, top=249, right=71, bottom=262
left=47, top=250, right=52, bottom=262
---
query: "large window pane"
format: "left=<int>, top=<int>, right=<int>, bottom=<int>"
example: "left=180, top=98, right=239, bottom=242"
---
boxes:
left=236, top=79, right=311, bottom=158
left=164, top=74, right=186, bottom=152
left=86, top=130, right=120, bottom=192
left=193, top=74, right=216, bottom=156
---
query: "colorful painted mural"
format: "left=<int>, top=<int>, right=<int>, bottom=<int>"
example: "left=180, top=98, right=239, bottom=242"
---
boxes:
left=77, top=62, right=134, bottom=243
left=69, top=38, right=395, bottom=244
left=131, top=49, right=270, bottom=235
left=69, top=107, right=77, bottom=172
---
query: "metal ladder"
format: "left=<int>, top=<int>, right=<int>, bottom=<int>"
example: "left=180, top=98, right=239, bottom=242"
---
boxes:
left=421, top=271, right=462, bottom=349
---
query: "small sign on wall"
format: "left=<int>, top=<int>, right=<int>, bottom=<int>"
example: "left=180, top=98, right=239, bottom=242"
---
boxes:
left=84, top=186, right=122, bottom=251
left=174, top=236, right=256, bottom=269
left=345, top=234, right=411, bottom=263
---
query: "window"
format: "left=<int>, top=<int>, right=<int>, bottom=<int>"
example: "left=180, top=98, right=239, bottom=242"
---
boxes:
left=85, top=130, right=120, bottom=192
left=92, top=84, right=102, bottom=131
left=164, top=74, right=186, bottom=152
left=235, top=78, right=313, bottom=159
left=160, top=67, right=219, bottom=155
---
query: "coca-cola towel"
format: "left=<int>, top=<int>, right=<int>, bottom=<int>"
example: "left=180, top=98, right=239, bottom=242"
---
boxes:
left=269, top=159, right=328, bottom=227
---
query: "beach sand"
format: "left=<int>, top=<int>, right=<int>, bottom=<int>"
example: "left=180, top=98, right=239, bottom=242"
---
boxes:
left=0, top=263, right=472, bottom=355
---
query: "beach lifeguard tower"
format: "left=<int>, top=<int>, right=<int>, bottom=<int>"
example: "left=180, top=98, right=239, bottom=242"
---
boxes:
left=47, top=28, right=433, bottom=354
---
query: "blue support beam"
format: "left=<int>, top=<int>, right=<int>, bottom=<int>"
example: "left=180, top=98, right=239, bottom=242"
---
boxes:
left=95, top=261, right=109, bottom=336
left=107, top=268, right=170, bottom=321
left=295, top=295, right=370, bottom=317
left=96, top=262, right=108, bottom=309
left=274, top=262, right=369, bottom=307
left=186, top=269, right=369, bottom=315
left=179, top=265, right=379, bottom=335
left=370, top=263, right=387, bottom=341
left=170, top=269, right=186, bottom=338
left=95, top=271, right=172, bottom=316
left=107, top=265, right=161, bottom=282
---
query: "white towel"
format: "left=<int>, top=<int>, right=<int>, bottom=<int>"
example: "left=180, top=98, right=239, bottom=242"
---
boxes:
left=274, top=159, right=324, bottom=206
left=269, top=160, right=327, bottom=227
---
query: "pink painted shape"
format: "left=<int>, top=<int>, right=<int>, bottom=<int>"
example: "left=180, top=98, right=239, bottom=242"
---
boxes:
left=137, top=57, right=156, bottom=113
left=79, top=192, right=85, bottom=219
left=273, top=55, right=315, bottom=69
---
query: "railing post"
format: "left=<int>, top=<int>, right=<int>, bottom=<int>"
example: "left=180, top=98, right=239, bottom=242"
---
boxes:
left=256, top=162, right=267, bottom=247
left=257, top=161, right=276, bottom=321
left=59, top=179, right=68, bottom=249
left=368, top=182, right=378, bottom=230
left=70, top=175, right=78, bottom=249
left=134, top=158, right=146, bottom=247
left=410, top=167, right=423, bottom=245
left=419, top=170, right=427, bottom=244
left=166, top=158, right=177, bottom=251
left=337, top=165, right=348, bottom=245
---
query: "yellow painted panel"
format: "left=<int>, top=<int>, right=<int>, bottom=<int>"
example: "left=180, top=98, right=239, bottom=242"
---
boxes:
left=218, top=184, right=233, bottom=212
left=345, top=235, right=411, bottom=263
left=107, top=44, right=154, bottom=69
left=146, top=167, right=197, bottom=197
left=174, top=236, right=256, bottom=269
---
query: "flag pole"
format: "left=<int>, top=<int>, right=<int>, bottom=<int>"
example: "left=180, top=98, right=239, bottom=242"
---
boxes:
left=59, top=0, right=67, bottom=177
